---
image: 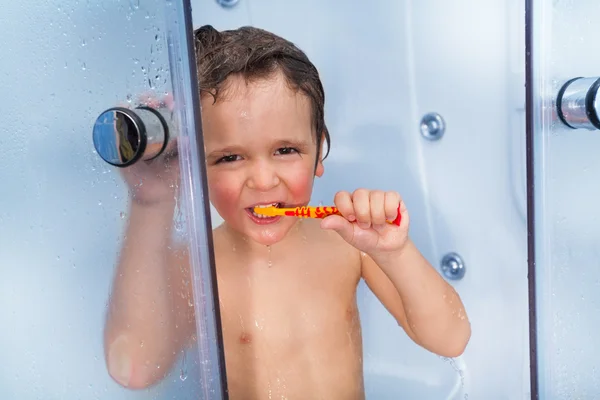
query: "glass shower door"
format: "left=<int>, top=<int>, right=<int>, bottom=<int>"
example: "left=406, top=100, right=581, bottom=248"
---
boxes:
left=0, top=1, right=225, bottom=399
left=530, top=0, right=600, bottom=398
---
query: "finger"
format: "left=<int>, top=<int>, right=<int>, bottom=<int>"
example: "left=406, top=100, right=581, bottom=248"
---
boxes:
left=385, top=191, right=401, bottom=221
left=320, top=215, right=355, bottom=244
left=163, top=92, right=175, bottom=111
left=352, top=189, right=371, bottom=229
left=164, top=137, right=179, bottom=156
left=117, top=101, right=132, bottom=109
left=369, top=190, right=386, bottom=227
left=334, top=191, right=355, bottom=222
left=137, top=91, right=163, bottom=109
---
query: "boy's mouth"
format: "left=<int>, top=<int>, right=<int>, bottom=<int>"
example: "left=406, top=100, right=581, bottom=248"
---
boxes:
left=247, top=202, right=283, bottom=219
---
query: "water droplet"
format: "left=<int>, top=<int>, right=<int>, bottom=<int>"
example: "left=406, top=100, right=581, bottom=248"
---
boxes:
left=81, top=38, right=86, bottom=47
left=267, top=245, right=272, bottom=268
left=81, top=62, right=87, bottom=71
left=255, top=319, right=264, bottom=331
left=140, top=341, right=144, bottom=348
left=98, top=201, right=102, bottom=206
left=179, top=351, right=188, bottom=381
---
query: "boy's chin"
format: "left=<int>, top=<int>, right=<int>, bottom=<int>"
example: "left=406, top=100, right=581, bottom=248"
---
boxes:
left=245, top=221, right=297, bottom=246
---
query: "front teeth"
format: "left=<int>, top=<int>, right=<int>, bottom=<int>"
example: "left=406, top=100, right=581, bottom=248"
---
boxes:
left=252, top=211, right=271, bottom=218
left=254, top=203, right=279, bottom=208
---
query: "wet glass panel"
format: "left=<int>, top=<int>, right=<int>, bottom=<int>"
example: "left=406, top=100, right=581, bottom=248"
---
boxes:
left=0, top=1, right=223, bottom=399
left=532, top=0, right=600, bottom=398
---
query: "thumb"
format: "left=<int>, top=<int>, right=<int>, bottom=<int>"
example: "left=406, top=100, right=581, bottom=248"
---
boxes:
left=320, top=215, right=355, bottom=243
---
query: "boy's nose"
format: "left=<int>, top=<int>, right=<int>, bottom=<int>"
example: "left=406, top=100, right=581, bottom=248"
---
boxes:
left=247, top=161, right=280, bottom=191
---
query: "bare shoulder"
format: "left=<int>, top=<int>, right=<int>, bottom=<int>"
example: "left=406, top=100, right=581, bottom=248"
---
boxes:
left=211, top=224, right=227, bottom=248
left=210, top=225, right=235, bottom=265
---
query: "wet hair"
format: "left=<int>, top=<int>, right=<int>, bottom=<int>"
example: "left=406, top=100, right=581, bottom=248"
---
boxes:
left=193, top=25, right=330, bottom=161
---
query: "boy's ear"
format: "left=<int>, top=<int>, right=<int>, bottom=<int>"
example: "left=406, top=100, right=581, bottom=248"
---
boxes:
left=315, top=132, right=326, bottom=177
left=315, top=158, right=324, bottom=177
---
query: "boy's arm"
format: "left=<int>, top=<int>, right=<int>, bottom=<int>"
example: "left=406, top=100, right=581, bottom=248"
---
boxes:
left=104, top=200, right=196, bottom=389
left=361, top=239, right=471, bottom=358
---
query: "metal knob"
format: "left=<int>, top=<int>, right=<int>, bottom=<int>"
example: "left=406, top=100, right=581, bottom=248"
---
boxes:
left=92, top=106, right=172, bottom=167
left=440, top=252, right=466, bottom=281
left=556, top=77, right=600, bottom=131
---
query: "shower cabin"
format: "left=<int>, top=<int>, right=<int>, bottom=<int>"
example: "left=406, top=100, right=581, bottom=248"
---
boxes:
left=1, top=0, right=598, bottom=399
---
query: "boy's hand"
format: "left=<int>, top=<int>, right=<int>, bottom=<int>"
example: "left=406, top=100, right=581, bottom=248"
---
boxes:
left=118, top=92, right=180, bottom=207
left=321, top=189, right=409, bottom=258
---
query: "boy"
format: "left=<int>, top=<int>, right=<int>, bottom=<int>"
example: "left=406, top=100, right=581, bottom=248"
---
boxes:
left=104, top=25, right=471, bottom=399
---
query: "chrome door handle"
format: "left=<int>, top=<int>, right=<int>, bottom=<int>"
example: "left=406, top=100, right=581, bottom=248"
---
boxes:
left=556, top=77, right=600, bottom=131
left=92, top=106, right=173, bottom=167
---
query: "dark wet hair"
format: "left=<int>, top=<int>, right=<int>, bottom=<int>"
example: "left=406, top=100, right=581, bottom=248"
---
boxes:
left=193, top=25, right=330, bottom=161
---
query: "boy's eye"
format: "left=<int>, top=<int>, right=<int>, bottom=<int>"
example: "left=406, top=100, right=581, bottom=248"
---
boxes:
left=216, top=154, right=240, bottom=163
left=275, top=147, right=299, bottom=156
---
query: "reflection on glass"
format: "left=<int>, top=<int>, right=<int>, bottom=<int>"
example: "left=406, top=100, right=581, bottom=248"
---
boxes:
left=93, top=109, right=140, bottom=166
left=93, top=106, right=173, bottom=167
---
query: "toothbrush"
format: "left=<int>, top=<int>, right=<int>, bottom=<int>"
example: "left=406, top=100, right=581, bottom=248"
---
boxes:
left=253, top=205, right=401, bottom=226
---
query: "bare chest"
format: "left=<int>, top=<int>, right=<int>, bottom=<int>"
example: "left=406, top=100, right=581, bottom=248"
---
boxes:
left=218, top=250, right=360, bottom=346
left=212, top=230, right=365, bottom=398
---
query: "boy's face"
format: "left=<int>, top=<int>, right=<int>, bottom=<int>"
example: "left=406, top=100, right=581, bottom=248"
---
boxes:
left=202, top=72, right=324, bottom=246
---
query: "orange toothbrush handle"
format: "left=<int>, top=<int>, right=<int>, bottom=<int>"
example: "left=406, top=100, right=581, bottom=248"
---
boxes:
left=283, top=206, right=341, bottom=219
left=284, top=205, right=401, bottom=226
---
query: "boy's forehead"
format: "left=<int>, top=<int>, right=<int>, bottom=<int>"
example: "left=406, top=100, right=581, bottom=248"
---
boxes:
left=201, top=74, right=313, bottom=142
left=203, top=74, right=311, bottom=114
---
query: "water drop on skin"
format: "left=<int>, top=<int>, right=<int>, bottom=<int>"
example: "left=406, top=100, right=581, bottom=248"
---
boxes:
left=267, top=245, right=272, bottom=268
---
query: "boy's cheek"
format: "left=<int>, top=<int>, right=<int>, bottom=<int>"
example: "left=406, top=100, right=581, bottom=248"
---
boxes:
left=208, top=179, right=240, bottom=215
left=283, top=169, right=315, bottom=199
